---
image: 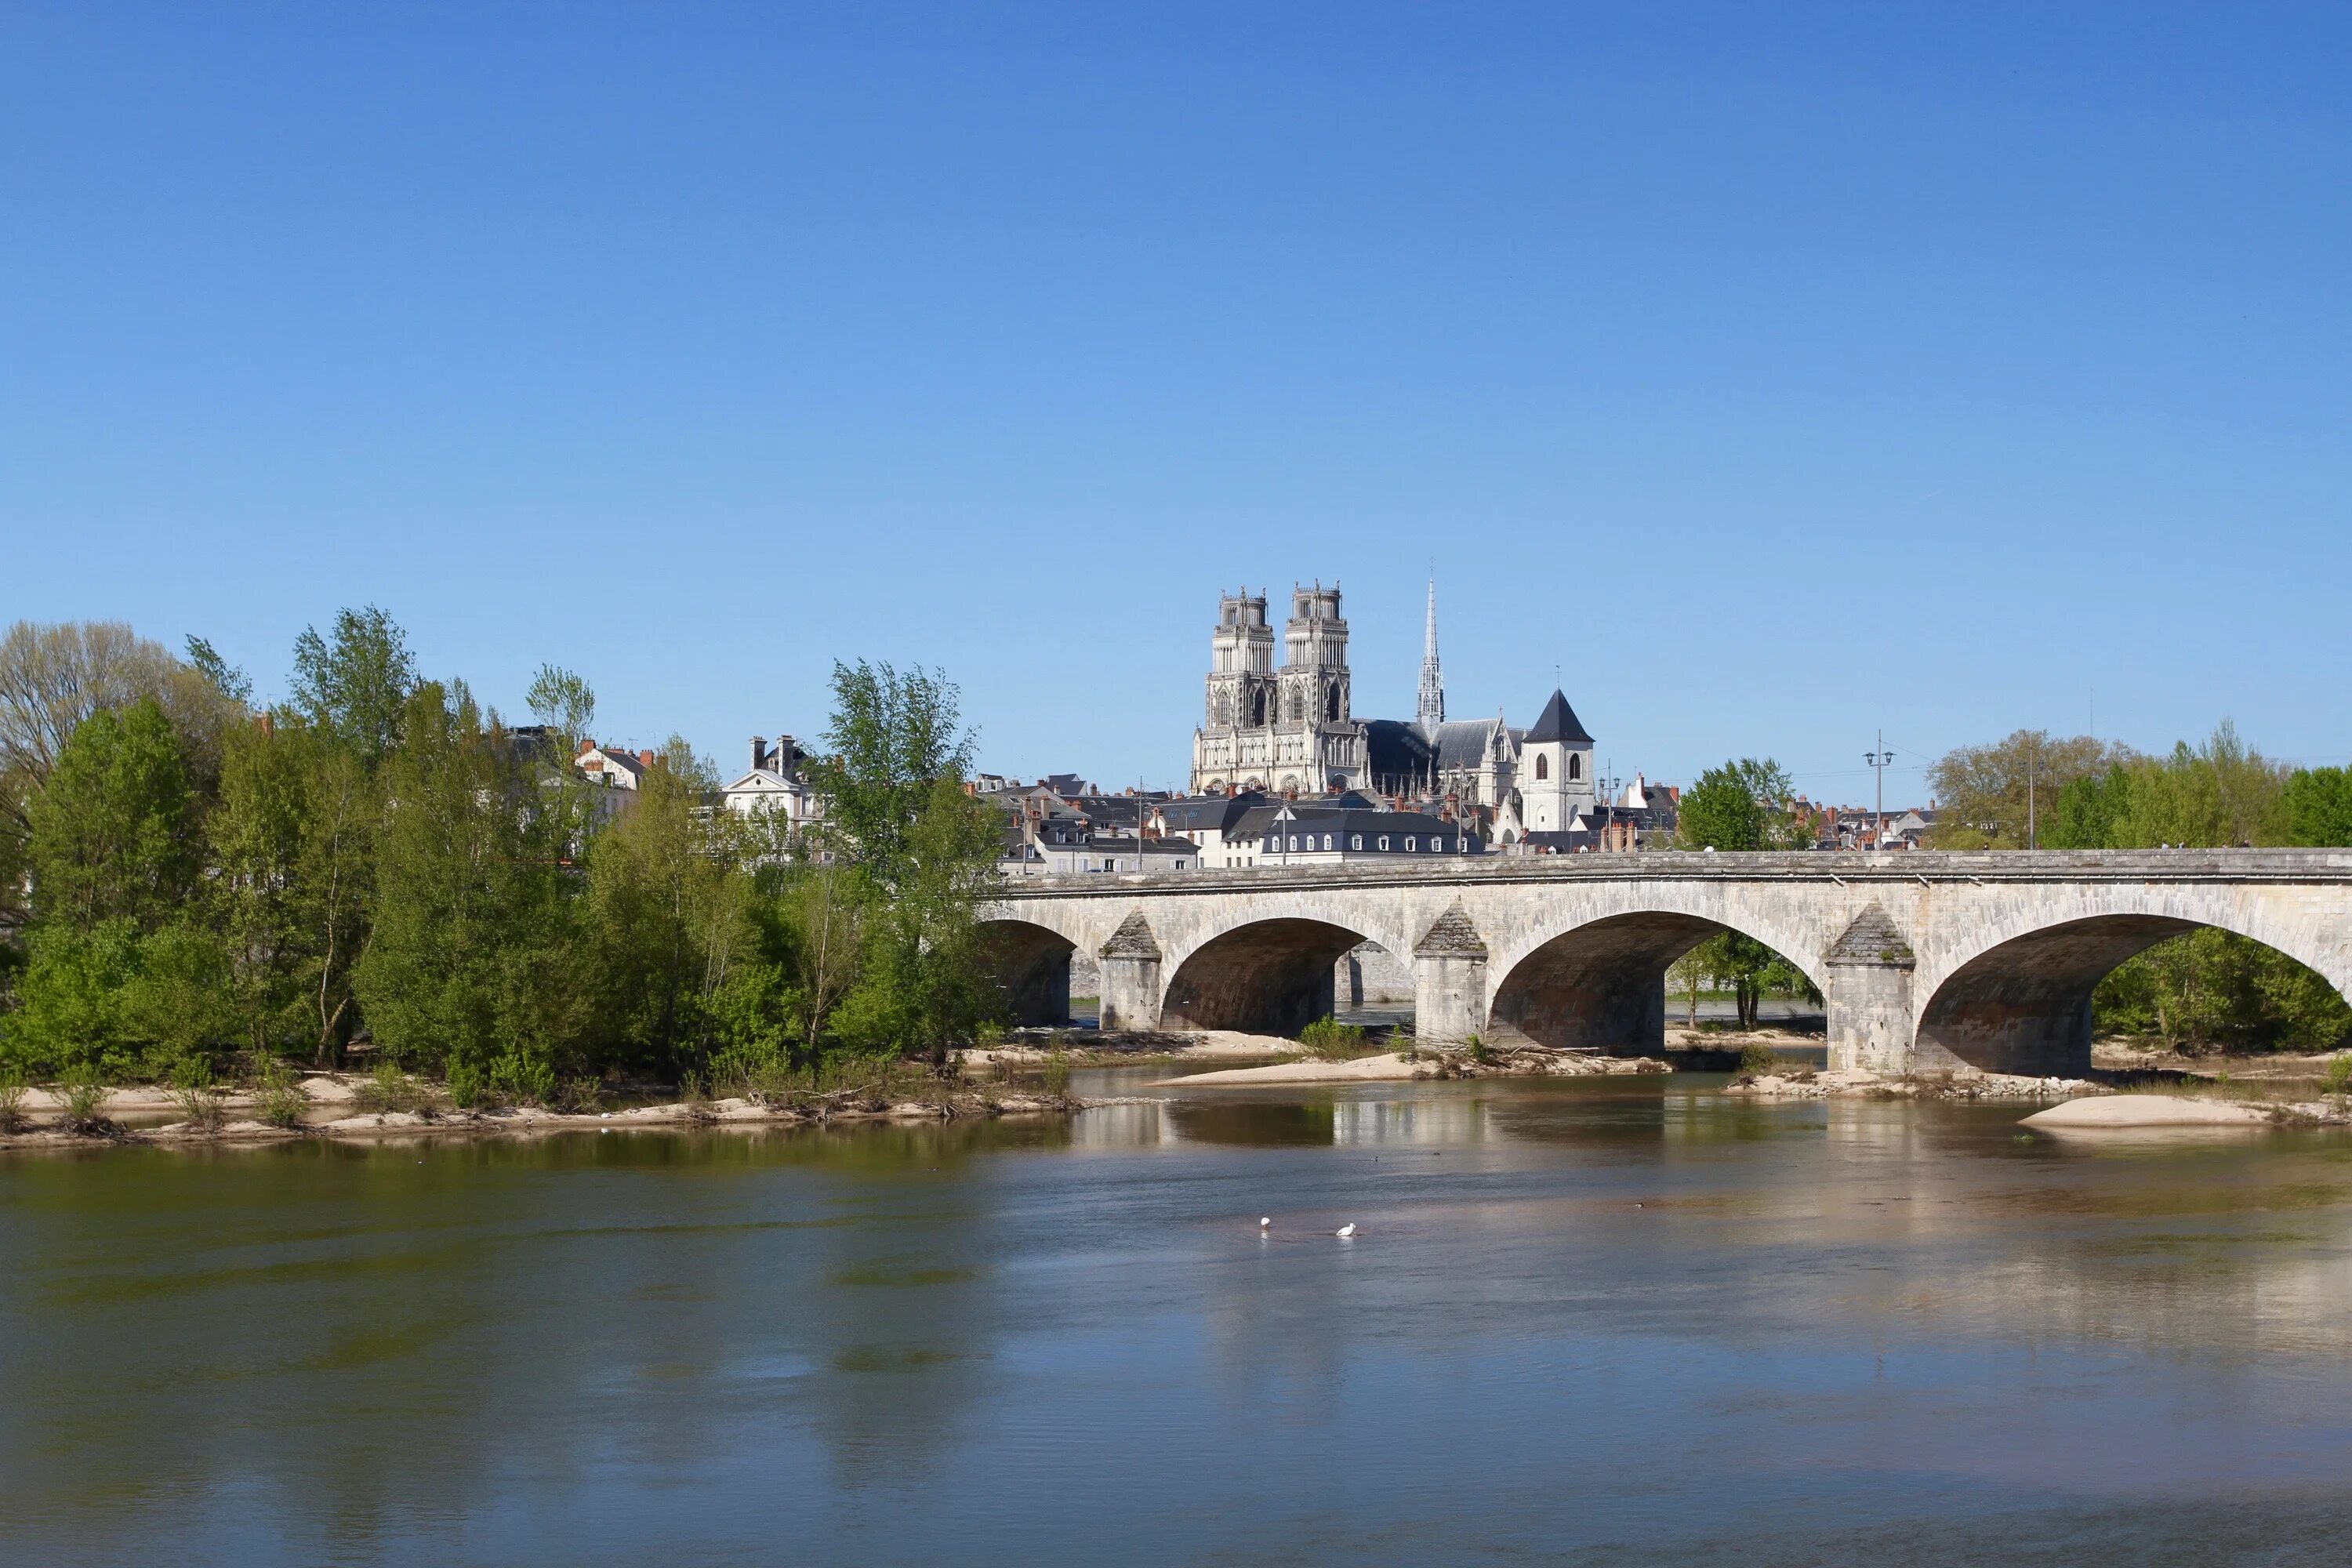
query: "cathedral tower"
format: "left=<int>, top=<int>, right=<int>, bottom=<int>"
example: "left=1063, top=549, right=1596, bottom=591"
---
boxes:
left=1416, top=576, right=1445, bottom=735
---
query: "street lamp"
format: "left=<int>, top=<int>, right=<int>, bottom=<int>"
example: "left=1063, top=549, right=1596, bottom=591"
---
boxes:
left=1864, top=732, right=1894, bottom=849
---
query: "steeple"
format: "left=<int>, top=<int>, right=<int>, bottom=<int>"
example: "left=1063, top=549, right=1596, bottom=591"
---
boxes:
left=1416, top=576, right=1446, bottom=735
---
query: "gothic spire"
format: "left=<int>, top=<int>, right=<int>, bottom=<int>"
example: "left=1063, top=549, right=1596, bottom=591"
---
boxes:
left=1416, top=575, right=1446, bottom=735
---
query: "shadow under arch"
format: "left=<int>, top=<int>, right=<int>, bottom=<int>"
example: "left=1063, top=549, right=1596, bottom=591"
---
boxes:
left=976, top=919, right=1078, bottom=1027
left=1487, top=911, right=1815, bottom=1055
left=1162, top=918, right=1381, bottom=1036
left=1913, top=913, right=2349, bottom=1076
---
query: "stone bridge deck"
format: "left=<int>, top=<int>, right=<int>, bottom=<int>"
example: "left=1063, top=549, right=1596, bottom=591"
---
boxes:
left=982, top=850, right=2352, bottom=1076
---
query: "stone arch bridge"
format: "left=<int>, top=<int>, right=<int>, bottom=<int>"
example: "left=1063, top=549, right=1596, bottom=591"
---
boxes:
left=980, top=851, right=2352, bottom=1076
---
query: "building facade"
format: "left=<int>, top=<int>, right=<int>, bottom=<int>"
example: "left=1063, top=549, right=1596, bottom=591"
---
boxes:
left=1190, top=586, right=1369, bottom=795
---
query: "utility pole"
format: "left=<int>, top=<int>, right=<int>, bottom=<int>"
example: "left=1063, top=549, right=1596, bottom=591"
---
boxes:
left=1864, top=732, right=1894, bottom=848
left=2027, top=739, right=2038, bottom=851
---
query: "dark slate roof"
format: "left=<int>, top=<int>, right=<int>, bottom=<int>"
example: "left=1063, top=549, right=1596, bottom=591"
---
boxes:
left=1228, top=804, right=1471, bottom=842
left=1430, top=718, right=1508, bottom=770
left=1524, top=689, right=1594, bottom=746
left=1154, top=793, right=1266, bottom=835
left=1364, top=718, right=1436, bottom=780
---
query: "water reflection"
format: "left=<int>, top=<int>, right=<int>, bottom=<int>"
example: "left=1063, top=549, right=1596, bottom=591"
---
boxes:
left=6, top=1082, right=2352, bottom=1563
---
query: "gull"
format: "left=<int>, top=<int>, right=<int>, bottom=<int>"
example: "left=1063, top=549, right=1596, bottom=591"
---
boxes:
left=1335, top=1222, right=1356, bottom=1238
left=1260, top=1217, right=1271, bottom=1229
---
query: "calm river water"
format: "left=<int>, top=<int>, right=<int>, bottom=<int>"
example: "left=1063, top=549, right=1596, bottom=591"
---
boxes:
left=8, top=1071, right=2352, bottom=1566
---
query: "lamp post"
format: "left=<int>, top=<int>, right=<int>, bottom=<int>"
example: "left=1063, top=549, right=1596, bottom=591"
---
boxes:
left=1864, top=732, right=1894, bottom=849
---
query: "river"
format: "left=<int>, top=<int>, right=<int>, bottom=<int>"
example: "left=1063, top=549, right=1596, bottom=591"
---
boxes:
left=6, top=1070, right=2352, bottom=1565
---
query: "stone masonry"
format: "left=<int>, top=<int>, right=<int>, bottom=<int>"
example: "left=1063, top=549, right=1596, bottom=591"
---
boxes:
left=981, top=851, right=2352, bottom=1076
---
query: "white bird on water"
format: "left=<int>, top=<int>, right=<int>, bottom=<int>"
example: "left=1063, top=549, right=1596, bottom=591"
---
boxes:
left=1335, top=1223, right=1356, bottom=1238
left=1260, top=1217, right=1272, bottom=1229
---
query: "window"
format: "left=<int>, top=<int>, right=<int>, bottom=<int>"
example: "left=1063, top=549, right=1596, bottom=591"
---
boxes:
left=1322, top=834, right=1333, bottom=851
left=1288, top=836, right=1299, bottom=851
left=1350, top=834, right=1363, bottom=850
left=1377, top=836, right=1389, bottom=851
left=1534, top=753, right=1548, bottom=781
left=1405, top=837, right=1417, bottom=851
left=1569, top=753, right=1581, bottom=781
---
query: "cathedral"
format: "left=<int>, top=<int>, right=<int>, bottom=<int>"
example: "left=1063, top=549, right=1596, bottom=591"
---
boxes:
left=1188, top=581, right=1599, bottom=843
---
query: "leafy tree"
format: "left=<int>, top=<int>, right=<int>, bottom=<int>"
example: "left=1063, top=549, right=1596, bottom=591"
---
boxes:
left=807, top=662, right=1004, bottom=1063
left=2282, top=766, right=2352, bottom=848
left=291, top=606, right=416, bottom=771
left=524, top=664, right=597, bottom=753
left=0, top=620, right=241, bottom=931
left=583, top=739, right=758, bottom=1076
left=1677, top=758, right=1803, bottom=851
left=208, top=717, right=379, bottom=1063
left=354, top=683, right=586, bottom=1094
left=1926, top=731, right=2125, bottom=849
left=25, top=699, right=197, bottom=933
left=184, top=637, right=254, bottom=706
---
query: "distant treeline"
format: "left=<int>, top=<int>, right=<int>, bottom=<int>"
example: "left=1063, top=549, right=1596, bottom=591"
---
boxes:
left=0, top=613, right=1004, bottom=1098
left=1925, top=726, right=2352, bottom=1051
left=1668, top=742, right=2352, bottom=1053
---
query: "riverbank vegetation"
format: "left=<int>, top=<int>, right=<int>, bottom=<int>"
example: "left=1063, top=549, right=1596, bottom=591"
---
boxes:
left=1927, top=724, right=2352, bottom=1052
left=0, top=613, right=1007, bottom=1106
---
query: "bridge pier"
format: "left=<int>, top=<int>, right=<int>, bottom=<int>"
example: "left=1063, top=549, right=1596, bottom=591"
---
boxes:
left=1824, top=906, right=1922, bottom=1074
left=1098, top=913, right=1163, bottom=1032
left=1413, top=904, right=1489, bottom=1046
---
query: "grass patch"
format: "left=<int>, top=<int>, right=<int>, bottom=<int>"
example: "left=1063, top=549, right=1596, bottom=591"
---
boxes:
left=1299, top=1017, right=1370, bottom=1060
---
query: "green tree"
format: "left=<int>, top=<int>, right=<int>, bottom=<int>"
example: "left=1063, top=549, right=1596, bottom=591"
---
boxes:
left=807, top=662, right=1004, bottom=1064
left=291, top=606, right=417, bottom=771
left=25, top=699, right=197, bottom=933
left=354, top=683, right=586, bottom=1096
left=583, top=739, right=762, bottom=1077
left=208, top=717, right=379, bottom=1063
left=2281, top=766, right=2352, bottom=848
left=0, top=620, right=243, bottom=933
left=1926, top=731, right=2125, bottom=849
left=1676, top=758, right=1803, bottom=852
left=524, top=664, right=597, bottom=753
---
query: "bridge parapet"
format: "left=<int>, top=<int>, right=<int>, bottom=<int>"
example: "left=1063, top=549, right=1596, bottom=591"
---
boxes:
left=979, top=851, right=2352, bottom=1073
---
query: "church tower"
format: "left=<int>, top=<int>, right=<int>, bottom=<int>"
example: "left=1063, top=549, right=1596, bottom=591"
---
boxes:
left=1416, top=577, right=1446, bottom=735
left=1521, top=688, right=1597, bottom=832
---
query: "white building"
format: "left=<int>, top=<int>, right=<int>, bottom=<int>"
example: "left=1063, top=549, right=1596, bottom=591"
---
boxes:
left=720, top=734, right=822, bottom=833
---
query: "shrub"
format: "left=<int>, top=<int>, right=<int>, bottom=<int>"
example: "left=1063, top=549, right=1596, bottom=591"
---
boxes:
left=253, top=1055, right=309, bottom=1129
left=488, top=1051, right=556, bottom=1109
left=60, top=1066, right=110, bottom=1133
left=2327, top=1054, right=2352, bottom=1098
left=1738, top=1042, right=1778, bottom=1077
left=354, top=1059, right=420, bottom=1115
left=1463, top=1033, right=1490, bottom=1065
left=445, top=1059, right=484, bottom=1110
left=0, top=1066, right=28, bottom=1134
left=555, top=1076, right=604, bottom=1114
left=974, top=1020, right=1004, bottom=1051
left=679, top=1071, right=717, bottom=1122
left=1040, top=1046, right=1072, bottom=1098
left=1299, top=1017, right=1367, bottom=1060
left=169, top=1060, right=227, bottom=1134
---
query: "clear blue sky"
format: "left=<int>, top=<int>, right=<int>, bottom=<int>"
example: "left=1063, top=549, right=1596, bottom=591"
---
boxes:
left=6, top=4, right=2347, bottom=805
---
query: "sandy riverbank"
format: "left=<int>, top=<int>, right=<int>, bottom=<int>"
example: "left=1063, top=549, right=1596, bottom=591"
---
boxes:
left=960, top=1029, right=1301, bottom=1069
left=1156, top=1047, right=1671, bottom=1087
left=0, top=1086, right=1084, bottom=1151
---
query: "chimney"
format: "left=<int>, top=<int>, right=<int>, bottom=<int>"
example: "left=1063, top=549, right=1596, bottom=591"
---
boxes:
left=751, top=735, right=765, bottom=774
left=639, top=749, right=655, bottom=770
left=578, top=736, right=596, bottom=756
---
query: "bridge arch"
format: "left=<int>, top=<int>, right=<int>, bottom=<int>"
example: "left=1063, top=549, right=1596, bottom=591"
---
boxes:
left=1914, top=894, right=2352, bottom=1074
left=975, top=915, right=1091, bottom=1028
left=1486, top=905, right=1827, bottom=1054
left=1160, top=916, right=1389, bottom=1036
